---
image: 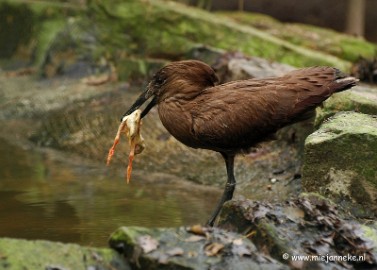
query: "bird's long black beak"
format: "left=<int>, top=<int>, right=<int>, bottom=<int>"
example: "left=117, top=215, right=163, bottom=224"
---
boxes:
left=120, top=87, right=157, bottom=122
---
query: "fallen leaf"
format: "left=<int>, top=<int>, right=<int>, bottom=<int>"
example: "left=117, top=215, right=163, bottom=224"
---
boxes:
left=205, top=242, right=224, bottom=256
left=137, top=235, right=159, bottom=254
left=185, top=235, right=206, bottom=242
left=187, top=224, right=207, bottom=236
left=166, top=247, right=184, bottom=256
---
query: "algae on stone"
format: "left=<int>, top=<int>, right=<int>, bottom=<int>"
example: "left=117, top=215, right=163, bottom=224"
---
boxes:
left=303, top=112, right=377, bottom=216
left=109, top=226, right=288, bottom=270
left=219, top=11, right=377, bottom=63
left=315, top=85, right=377, bottom=126
left=0, top=238, right=129, bottom=270
left=4, top=0, right=370, bottom=80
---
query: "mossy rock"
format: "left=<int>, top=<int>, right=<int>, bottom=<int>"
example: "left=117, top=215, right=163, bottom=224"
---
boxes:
left=303, top=112, right=377, bottom=217
left=30, top=0, right=360, bottom=79
left=109, top=226, right=288, bottom=270
left=116, top=58, right=168, bottom=82
left=89, top=0, right=351, bottom=70
left=5, top=0, right=369, bottom=78
left=315, top=85, right=377, bottom=126
left=218, top=195, right=377, bottom=269
left=218, top=11, right=377, bottom=63
left=0, top=237, right=130, bottom=270
left=0, top=0, right=78, bottom=68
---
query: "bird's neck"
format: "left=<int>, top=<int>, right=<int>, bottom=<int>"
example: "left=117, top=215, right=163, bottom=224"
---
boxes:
left=158, top=81, right=209, bottom=103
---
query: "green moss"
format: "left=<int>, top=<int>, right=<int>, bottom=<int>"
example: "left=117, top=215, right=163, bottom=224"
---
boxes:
left=219, top=11, right=377, bottom=64
left=303, top=112, right=377, bottom=216
left=315, top=89, right=377, bottom=127
left=0, top=238, right=128, bottom=270
left=87, top=0, right=351, bottom=70
left=34, top=19, right=66, bottom=66
left=361, top=225, right=377, bottom=248
left=118, top=58, right=168, bottom=81
left=110, top=226, right=152, bottom=245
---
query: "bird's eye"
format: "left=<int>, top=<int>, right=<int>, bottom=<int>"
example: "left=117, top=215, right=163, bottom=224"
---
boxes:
left=154, top=74, right=166, bottom=86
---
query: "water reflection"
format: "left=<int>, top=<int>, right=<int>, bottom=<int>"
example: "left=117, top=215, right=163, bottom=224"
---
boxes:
left=0, top=138, right=220, bottom=247
left=0, top=191, right=81, bottom=242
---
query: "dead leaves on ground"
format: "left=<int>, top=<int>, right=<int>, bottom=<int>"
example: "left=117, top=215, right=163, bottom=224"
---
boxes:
left=187, top=224, right=208, bottom=236
left=296, top=197, right=377, bottom=268
left=185, top=224, right=254, bottom=258
left=133, top=225, right=254, bottom=266
left=204, top=242, right=225, bottom=256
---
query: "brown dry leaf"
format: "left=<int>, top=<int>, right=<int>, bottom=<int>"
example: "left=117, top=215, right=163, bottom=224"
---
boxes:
left=166, top=247, right=184, bottom=256
left=137, top=235, right=159, bottom=254
left=204, top=242, right=224, bottom=256
left=185, top=235, right=206, bottom=242
left=187, top=224, right=207, bottom=236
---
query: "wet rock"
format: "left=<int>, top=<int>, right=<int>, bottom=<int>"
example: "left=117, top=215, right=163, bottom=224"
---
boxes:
left=217, top=194, right=377, bottom=270
left=40, top=18, right=98, bottom=78
left=0, top=238, right=130, bottom=270
left=315, top=85, right=377, bottom=126
left=109, top=226, right=288, bottom=270
left=212, top=52, right=294, bottom=83
left=302, top=112, right=377, bottom=217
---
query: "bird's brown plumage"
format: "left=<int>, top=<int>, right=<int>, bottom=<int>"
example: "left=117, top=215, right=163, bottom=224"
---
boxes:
left=121, top=59, right=358, bottom=226
left=152, top=60, right=356, bottom=154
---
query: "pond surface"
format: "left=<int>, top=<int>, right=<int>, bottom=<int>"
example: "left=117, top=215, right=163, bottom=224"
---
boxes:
left=0, top=137, right=221, bottom=247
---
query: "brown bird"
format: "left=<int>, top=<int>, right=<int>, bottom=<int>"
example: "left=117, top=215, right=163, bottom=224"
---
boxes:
left=121, top=60, right=357, bottom=226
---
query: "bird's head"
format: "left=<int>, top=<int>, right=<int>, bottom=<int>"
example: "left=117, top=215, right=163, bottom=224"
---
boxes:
left=121, top=60, right=218, bottom=121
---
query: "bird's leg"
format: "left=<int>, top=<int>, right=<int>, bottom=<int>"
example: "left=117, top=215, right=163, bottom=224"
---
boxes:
left=207, top=153, right=236, bottom=227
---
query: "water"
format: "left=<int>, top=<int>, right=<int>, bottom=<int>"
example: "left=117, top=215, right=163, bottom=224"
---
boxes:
left=0, top=138, right=221, bottom=247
